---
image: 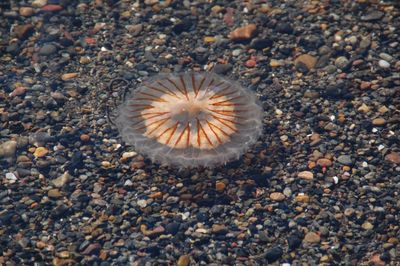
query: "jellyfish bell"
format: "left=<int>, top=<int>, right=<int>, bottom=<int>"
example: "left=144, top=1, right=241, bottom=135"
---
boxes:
left=115, top=72, right=263, bottom=168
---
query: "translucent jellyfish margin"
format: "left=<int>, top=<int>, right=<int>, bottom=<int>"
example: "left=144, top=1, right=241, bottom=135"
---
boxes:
left=115, top=72, right=264, bottom=168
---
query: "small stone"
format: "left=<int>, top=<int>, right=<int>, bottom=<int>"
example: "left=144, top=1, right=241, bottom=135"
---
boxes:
left=304, top=232, right=320, bottom=243
left=39, top=44, right=57, bottom=56
left=360, top=81, right=371, bottom=90
left=264, top=246, right=283, bottom=263
left=228, top=24, right=257, bottom=41
left=317, top=158, right=332, bottom=167
left=10, top=86, right=27, bottom=97
left=215, top=181, right=226, bottom=191
left=57, top=251, right=70, bottom=258
left=344, top=208, right=355, bottom=216
left=212, top=224, right=228, bottom=234
left=211, top=5, right=223, bottom=14
left=362, top=221, right=374, bottom=230
left=250, top=38, right=273, bottom=50
left=32, top=0, right=47, bottom=7
left=6, top=173, right=17, bottom=183
left=385, top=152, right=400, bottom=164
left=204, top=36, right=216, bottom=44
left=378, top=106, right=389, bottom=114
left=13, top=24, right=34, bottom=40
left=295, top=54, right=317, bottom=72
left=361, top=10, right=384, bottom=21
left=122, top=151, right=137, bottom=159
left=270, top=192, right=285, bottom=202
left=378, top=60, right=390, bottom=68
left=48, top=189, right=62, bottom=198
left=19, top=7, right=34, bottom=17
left=41, top=4, right=63, bottom=12
left=0, top=140, right=17, bottom=159
left=297, top=171, right=314, bottom=180
left=379, top=53, right=393, bottom=62
left=372, top=117, right=386, bottom=126
left=213, top=63, right=232, bottom=75
left=177, top=255, right=190, bottom=266
left=33, top=147, right=49, bottom=158
left=61, top=73, right=79, bottom=81
left=295, top=194, right=310, bottom=203
left=270, top=59, right=282, bottom=67
left=370, top=253, right=385, bottom=266
left=335, top=56, right=350, bottom=70
left=137, top=199, right=147, bottom=208
left=337, top=155, right=353, bottom=165
left=245, top=59, right=256, bottom=68
left=82, top=243, right=101, bottom=255
left=79, top=56, right=91, bottom=64
left=287, top=235, right=302, bottom=250
left=80, top=134, right=90, bottom=142
left=52, top=172, right=71, bottom=188
left=358, top=103, right=370, bottom=113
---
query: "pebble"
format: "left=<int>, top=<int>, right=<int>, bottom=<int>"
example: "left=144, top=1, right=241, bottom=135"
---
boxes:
left=270, top=192, right=285, bottom=201
left=361, top=10, right=384, bottom=21
left=215, top=181, right=226, bottom=191
left=13, top=24, right=34, bottom=39
left=19, top=7, right=34, bottom=17
left=270, top=59, right=283, bottom=67
left=6, top=173, right=17, bottom=183
left=213, top=63, right=232, bottom=74
left=48, top=189, right=62, bottom=198
left=360, top=81, right=371, bottom=90
left=228, top=24, right=257, bottom=41
left=0, top=140, right=17, bottom=159
left=295, top=194, right=310, bottom=203
left=177, top=255, right=190, bottom=266
left=316, top=158, right=332, bottom=167
left=379, top=53, right=393, bottom=62
left=295, top=54, right=317, bottom=72
left=250, top=38, right=273, bottom=50
left=51, top=172, right=71, bottom=188
left=385, top=152, right=400, bottom=164
left=362, top=222, right=374, bottom=230
left=304, top=232, right=321, bottom=243
left=378, top=60, right=390, bottom=68
left=264, top=246, right=283, bottom=263
left=137, top=199, right=147, bottom=208
left=337, top=155, right=353, bottom=165
left=212, top=224, right=228, bottom=234
left=32, top=0, right=47, bottom=7
left=33, top=147, right=49, bottom=158
left=372, top=118, right=386, bottom=126
left=39, top=44, right=57, bottom=56
left=358, top=103, right=370, bottom=113
left=297, top=171, right=313, bottom=180
left=41, top=4, right=63, bottom=12
left=335, top=56, right=350, bottom=70
left=61, top=73, right=79, bottom=81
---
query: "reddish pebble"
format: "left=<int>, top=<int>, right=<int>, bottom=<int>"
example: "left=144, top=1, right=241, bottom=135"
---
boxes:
left=245, top=59, right=256, bottom=68
left=223, top=8, right=234, bottom=26
left=360, top=81, right=371, bottom=90
left=10, top=87, right=27, bottom=97
left=85, top=37, right=96, bottom=45
left=80, top=134, right=90, bottom=142
left=41, top=5, right=63, bottom=12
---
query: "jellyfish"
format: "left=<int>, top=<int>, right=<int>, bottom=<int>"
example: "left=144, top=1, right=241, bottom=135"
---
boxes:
left=115, top=72, right=263, bottom=167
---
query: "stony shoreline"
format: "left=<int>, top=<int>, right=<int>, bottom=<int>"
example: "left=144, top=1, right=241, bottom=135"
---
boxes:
left=0, top=0, right=399, bottom=265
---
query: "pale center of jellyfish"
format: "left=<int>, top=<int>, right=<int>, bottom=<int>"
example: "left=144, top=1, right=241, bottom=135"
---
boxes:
left=170, top=99, right=210, bottom=123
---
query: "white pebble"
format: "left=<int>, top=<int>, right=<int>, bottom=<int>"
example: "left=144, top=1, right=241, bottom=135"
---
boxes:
left=378, top=59, right=390, bottom=68
left=362, top=161, right=368, bottom=168
left=6, top=172, right=17, bottom=183
left=124, top=180, right=133, bottom=186
left=137, top=199, right=147, bottom=208
left=378, top=144, right=385, bottom=151
left=333, top=176, right=339, bottom=184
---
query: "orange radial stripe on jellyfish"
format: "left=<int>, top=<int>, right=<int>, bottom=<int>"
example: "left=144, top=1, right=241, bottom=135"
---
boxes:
left=115, top=72, right=263, bottom=167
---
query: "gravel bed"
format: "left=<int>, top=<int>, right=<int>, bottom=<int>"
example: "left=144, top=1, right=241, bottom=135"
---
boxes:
left=0, top=0, right=399, bottom=265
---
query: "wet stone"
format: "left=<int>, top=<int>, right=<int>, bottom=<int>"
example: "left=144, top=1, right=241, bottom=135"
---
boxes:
left=39, top=44, right=57, bottom=55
